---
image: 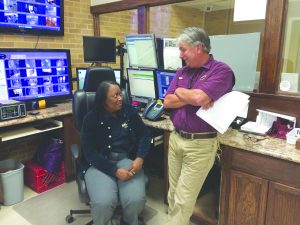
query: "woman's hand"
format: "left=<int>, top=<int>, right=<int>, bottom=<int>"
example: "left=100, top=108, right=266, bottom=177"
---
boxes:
left=115, top=168, right=134, bottom=181
left=128, top=157, right=144, bottom=175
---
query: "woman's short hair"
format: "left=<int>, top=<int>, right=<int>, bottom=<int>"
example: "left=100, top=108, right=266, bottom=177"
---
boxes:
left=177, top=27, right=211, bottom=53
left=93, top=80, right=120, bottom=113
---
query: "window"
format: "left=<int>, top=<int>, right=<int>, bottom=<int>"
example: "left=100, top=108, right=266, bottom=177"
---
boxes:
left=279, top=0, right=300, bottom=94
left=149, top=0, right=266, bottom=92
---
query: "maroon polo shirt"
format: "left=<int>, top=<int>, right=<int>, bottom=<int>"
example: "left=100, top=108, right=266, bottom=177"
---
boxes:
left=165, top=55, right=235, bottom=133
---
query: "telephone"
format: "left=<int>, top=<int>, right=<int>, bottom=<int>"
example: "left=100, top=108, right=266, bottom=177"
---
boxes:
left=230, top=116, right=247, bottom=129
left=143, top=100, right=164, bottom=121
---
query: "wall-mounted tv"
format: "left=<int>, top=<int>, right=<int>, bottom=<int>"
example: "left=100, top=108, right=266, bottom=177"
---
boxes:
left=0, top=0, right=64, bottom=36
left=0, top=48, right=72, bottom=106
left=83, top=36, right=116, bottom=64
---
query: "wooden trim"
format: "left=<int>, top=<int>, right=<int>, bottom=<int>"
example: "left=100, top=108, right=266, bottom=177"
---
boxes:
left=163, top=131, right=170, bottom=204
left=90, top=0, right=192, bottom=14
left=93, top=14, right=100, bottom=36
left=259, top=0, right=287, bottom=93
left=137, top=6, right=149, bottom=34
left=219, top=146, right=233, bottom=225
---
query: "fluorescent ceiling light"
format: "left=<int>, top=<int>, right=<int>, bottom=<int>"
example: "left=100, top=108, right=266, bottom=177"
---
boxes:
left=234, top=0, right=267, bottom=21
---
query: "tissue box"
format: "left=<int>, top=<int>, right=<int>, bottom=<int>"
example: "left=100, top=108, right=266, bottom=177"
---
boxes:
left=286, top=128, right=300, bottom=145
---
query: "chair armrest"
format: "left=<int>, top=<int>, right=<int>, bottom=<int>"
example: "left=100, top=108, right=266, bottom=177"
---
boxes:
left=70, top=144, right=80, bottom=160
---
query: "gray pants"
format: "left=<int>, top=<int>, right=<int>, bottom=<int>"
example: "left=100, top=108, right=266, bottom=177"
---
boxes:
left=85, top=158, right=146, bottom=225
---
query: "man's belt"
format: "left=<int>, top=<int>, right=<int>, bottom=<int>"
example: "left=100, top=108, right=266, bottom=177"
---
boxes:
left=176, top=129, right=217, bottom=140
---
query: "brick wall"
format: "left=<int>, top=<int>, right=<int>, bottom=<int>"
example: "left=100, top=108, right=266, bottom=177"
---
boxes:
left=0, top=0, right=94, bottom=90
left=0, top=2, right=262, bottom=163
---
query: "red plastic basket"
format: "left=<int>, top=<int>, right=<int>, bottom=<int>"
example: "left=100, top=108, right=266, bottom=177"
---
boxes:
left=24, top=160, right=65, bottom=193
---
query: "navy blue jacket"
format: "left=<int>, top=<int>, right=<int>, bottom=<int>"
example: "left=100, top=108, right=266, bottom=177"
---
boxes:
left=80, top=103, right=151, bottom=177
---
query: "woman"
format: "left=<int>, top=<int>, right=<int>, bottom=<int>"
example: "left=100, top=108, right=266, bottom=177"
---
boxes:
left=80, top=80, right=151, bottom=225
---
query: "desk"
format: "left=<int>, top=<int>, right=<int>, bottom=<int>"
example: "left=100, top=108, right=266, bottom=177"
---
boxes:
left=2, top=105, right=300, bottom=225
left=141, top=118, right=300, bottom=225
left=0, top=101, right=77, bottom=181
left=142, top=115, right=174, bottom=201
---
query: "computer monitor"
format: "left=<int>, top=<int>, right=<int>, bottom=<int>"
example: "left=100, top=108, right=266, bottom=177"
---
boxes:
left=125, top=34, right=158, bottom=69
left=76, top=67, right=87, bottom=90
left=155, top=70, right=176, bottom=100
left=83, top=36, right=116, bottom=64
left=113, top=69, right=121, bottom=85
left=0, top=48, right=72, bottom=105
left=127, top=68, right=157, bottom=103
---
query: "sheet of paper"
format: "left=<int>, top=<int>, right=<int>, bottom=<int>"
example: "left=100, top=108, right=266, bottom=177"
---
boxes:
left=196, top=91, right=250, bottom=134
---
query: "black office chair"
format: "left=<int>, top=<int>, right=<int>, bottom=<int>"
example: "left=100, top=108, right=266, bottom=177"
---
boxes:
left=66, top=66, right=115, bottom=225
left=65, top=66, right=146, bottom=225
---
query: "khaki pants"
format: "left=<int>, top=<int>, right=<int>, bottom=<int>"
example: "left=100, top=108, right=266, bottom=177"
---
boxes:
left=166, top=131, right=218, bottom=225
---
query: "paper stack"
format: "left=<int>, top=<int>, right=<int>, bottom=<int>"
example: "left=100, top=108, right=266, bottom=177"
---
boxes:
left=196, top=91, right=250, bottom=134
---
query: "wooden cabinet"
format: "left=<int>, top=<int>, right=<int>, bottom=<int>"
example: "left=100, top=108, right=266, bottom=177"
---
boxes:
left=227, top=170, right=268, bottom=225
left=220, top=146, right=300, bottom=225
left=266, top=182, right=300, bottom=225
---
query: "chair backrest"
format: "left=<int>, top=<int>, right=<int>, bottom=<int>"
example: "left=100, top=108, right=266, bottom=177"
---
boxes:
left=83, top=66, right=116, bottom=92
left=73, top=66, right=115, bottom=131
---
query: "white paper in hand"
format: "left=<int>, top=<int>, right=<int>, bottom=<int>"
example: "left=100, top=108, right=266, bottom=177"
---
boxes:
left=196, top=91, right=250, bottom=134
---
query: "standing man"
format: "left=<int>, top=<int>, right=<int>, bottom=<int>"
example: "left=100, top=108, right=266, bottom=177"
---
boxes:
left=164, top=27, right=235, bottom=225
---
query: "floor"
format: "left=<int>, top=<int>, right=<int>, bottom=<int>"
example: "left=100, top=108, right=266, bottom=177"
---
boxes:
left=0, top=175, right=197, bottom=225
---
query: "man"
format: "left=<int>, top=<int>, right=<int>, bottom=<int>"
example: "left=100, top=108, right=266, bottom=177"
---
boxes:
left=164, top=27, right=235, bottom=225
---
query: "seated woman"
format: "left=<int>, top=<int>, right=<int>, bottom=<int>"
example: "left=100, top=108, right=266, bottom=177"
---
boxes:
left=80, top=80, right=151, bottom=225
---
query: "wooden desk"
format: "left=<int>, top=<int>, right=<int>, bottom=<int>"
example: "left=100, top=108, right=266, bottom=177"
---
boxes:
left=141, top=118, right=300, bottom=225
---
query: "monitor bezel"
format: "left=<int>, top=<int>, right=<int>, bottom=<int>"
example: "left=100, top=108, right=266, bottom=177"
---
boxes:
left=0, top=48, right=73, bottom=105
left=0, top=0, right=64, bottom=36
left=83, top=36, right=117, bottom=64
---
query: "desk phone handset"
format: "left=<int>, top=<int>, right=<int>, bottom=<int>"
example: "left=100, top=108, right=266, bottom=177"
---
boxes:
left=143, top=100, right=164, bottom=121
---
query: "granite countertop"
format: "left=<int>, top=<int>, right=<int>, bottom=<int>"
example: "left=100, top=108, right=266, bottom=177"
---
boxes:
left=142, top=114, right=175, bottom=131
left=0, top=101, right=72, bottom=128
left=219, top=129, right=300, bottom=164
left=144, top=116, right=300, bottom=164
left=2, top=104, right=299, bottom=164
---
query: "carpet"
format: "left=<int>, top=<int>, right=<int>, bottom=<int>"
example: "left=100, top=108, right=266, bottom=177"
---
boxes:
left=13, top=182, right=158, bottom=225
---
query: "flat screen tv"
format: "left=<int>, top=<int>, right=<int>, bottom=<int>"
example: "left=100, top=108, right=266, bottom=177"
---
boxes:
left=125, top=34, right=158, bottom=69
left=0, top=48, right=72, bottom=106
left=83, top=36, right=116, bottom=64
left=0, top=0, right=64, bottom=36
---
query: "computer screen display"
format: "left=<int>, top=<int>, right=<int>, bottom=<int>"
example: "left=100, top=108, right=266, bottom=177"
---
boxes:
left=125, top=34, right=158, bottom=69
left=0, top=48, right=72, bottom=103
left=155, top=70, right=176, bottom=100
left=76, top=67, right=87, bottom=90
left=0, top=0, right=64, bottom=36
left=127, top=68, right=157, bottom=103
left=114, top=69, right=121, bottom=85
left=83, top=36, right=116, bottom=63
